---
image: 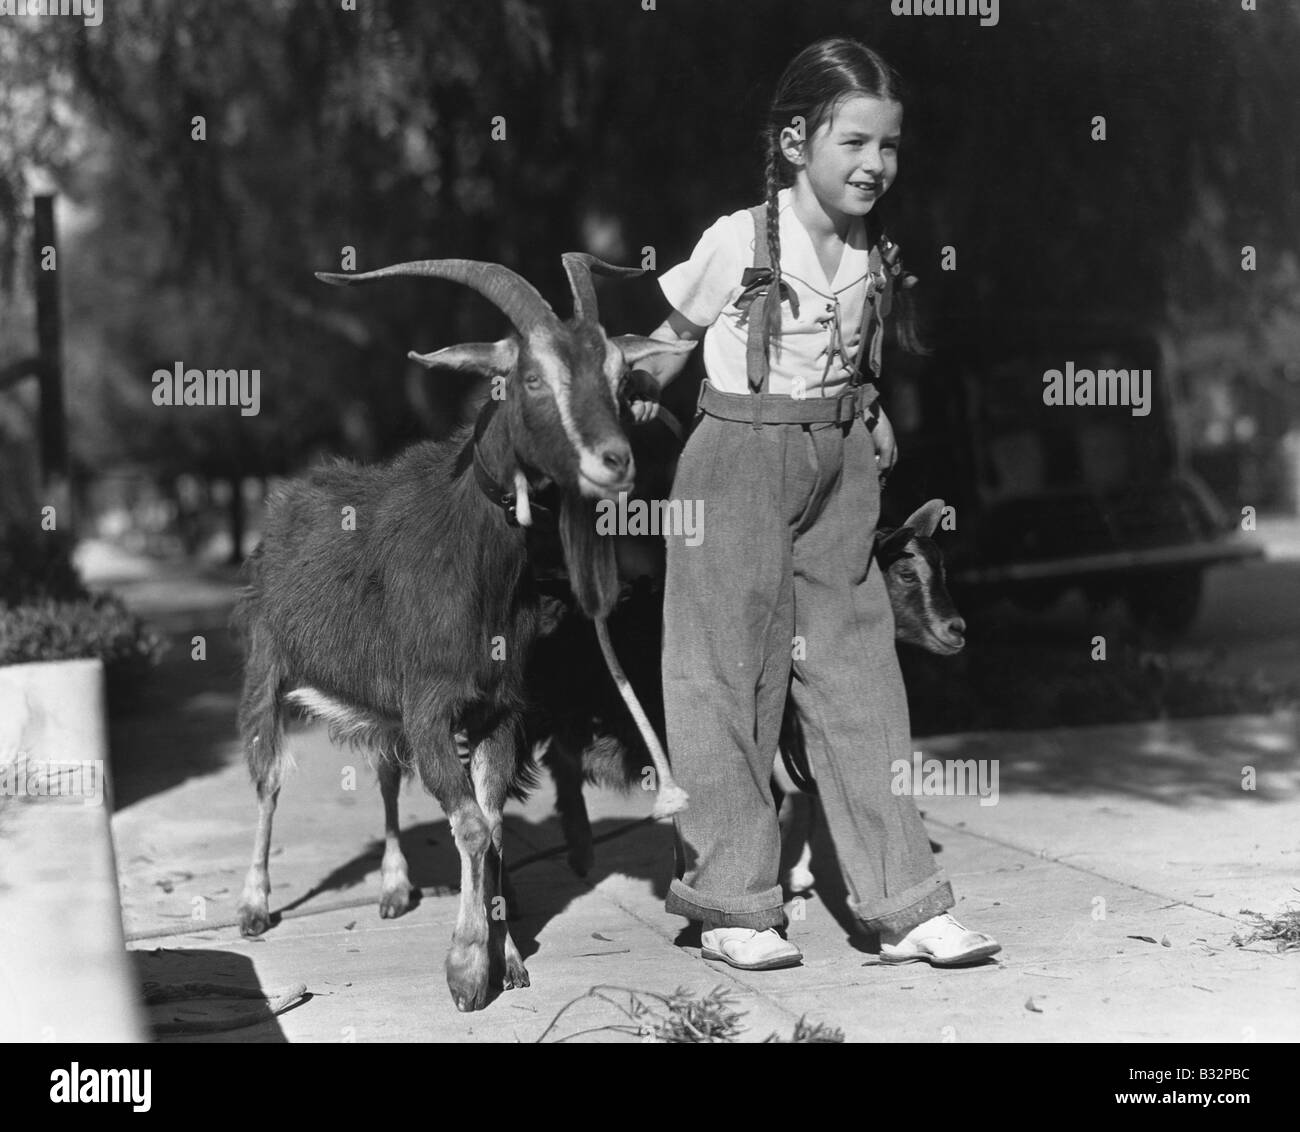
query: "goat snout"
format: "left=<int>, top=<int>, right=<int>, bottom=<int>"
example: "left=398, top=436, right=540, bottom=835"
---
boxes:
left=938, top=616, right=966, bottom=649
left=579, top=439, right=635, bottom=497
left=599, top=440, right=632, bottom=480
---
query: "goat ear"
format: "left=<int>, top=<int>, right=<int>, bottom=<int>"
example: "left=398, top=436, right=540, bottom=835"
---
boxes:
left=611, top=335, right=696, bottom=381
left=904, top=499, right=945, bottom=538
left=409, top=339, right=518, bottom=376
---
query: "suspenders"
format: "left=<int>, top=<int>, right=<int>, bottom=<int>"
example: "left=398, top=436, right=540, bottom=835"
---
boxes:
left=742, top=203, right=893, bottom=400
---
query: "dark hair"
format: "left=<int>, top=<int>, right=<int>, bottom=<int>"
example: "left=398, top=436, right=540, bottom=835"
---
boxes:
left=761, top=37, right=923, bottom=357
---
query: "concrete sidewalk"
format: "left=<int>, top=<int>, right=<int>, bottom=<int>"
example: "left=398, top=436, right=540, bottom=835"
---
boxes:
left=91, top=544, right=1300, bottom=1042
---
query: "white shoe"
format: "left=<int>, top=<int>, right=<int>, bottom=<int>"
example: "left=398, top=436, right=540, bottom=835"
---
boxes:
left=700, top=927, right=802, bottom=970
left=879, top=913, right=1000, bottom=967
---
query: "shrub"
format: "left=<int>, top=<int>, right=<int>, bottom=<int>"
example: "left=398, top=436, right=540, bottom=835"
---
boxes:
left=0, top=595, right=166, bottom=708
left=0, top=525, right=86, bottom=607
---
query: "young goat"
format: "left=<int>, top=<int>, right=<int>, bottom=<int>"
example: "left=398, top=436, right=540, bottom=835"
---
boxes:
left=233, top=255, right=690, bottom=1012
left=531, top=498, right=965, bottom=885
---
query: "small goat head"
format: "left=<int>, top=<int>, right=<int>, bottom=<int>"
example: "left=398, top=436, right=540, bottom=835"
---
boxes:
left=875, top=499, right=966, bottom=655
left=316, top=254, right=690, bottom=503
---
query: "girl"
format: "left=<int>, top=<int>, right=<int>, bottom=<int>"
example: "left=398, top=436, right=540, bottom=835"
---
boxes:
left=633, top=37, right=1000, bottom=970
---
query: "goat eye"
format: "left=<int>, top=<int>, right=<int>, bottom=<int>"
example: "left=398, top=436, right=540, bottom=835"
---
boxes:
left=522, top=372, right=542, bottom=390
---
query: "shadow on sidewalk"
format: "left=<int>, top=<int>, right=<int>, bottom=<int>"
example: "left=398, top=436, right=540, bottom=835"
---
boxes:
left=240, top=812, right=676, bottom=965
left=131, top=948, right=298, bottom=1043
left=924, top=712, right=1300, bottom=804
left=110, top=612, right=246, bottom=811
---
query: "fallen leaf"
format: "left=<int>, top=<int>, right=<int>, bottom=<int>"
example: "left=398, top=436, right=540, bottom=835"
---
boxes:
left=1126, top=935, right=1158, bottom=944
left=344, top=921, right=356, bottom=931
left=1160, top=935, right=1171, bottom=948
left=591, top=932, right=613, bottom=941
left=1025, top=997, right=1043, bottom=1013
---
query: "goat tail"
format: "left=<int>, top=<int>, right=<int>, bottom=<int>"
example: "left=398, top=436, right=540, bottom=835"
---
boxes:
left=593, top=616, right=688, bottom=818
left=237, top=627, right=288, bottom=792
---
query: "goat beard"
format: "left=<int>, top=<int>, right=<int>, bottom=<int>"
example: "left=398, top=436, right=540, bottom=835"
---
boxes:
left=559, top=495, right=620, bottom=620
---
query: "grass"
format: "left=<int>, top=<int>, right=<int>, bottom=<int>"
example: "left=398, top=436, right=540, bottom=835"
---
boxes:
left=1231, top=904, right=1300, bottom=953
left=537, top=985, right=844, bottom=1044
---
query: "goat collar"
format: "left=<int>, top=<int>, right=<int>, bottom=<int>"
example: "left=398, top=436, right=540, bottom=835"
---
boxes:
left=470, top=399, right=557, bottom=528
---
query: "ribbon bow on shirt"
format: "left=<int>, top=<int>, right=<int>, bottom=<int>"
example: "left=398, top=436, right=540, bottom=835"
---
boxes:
left=734, top=267, right=801, bottom=320
left=878, top=236, right=920, bottom=309
left=859, top=235, right=918, bottom=382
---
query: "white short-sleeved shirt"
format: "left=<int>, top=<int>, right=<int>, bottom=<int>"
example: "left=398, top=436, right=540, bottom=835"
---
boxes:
left=659, top=187, right=879, bottom=398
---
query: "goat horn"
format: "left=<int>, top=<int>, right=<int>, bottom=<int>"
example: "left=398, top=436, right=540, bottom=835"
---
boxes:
left=561, top=252, right=644, bottom=324
left=316, top=260, right=560, bottom=339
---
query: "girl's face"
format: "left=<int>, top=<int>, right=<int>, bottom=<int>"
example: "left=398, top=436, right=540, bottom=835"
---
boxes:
left=783, top=94, right=903, bottom=223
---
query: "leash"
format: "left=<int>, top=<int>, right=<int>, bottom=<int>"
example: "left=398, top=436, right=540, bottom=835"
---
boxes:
left=473, top=401, right=690, bottom=819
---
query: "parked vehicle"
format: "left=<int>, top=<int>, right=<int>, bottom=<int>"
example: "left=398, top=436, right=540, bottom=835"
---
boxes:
left=878, top=317, right=1263, bottom=633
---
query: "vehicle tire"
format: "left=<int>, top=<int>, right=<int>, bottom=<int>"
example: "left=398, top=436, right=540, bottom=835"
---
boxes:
left=1124, top=568, right=1204, bottom=635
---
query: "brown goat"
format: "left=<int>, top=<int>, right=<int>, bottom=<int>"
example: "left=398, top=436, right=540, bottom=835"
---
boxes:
left=233, top=255, right=690, bottom=1012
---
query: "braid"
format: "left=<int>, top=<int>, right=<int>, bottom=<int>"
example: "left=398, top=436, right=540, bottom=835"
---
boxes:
left=893, top=285, right=928, bottom=355
left=762, top=38, right=914, bottom=357
left=762, top=141, right=784, bottom=357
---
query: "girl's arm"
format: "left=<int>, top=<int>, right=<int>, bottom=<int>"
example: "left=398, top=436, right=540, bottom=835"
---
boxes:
left=627, top=308, right=706, bottom=422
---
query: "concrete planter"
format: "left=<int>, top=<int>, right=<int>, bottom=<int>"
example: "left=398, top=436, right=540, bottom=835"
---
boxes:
left=0, top=658, right=144, bottom=1041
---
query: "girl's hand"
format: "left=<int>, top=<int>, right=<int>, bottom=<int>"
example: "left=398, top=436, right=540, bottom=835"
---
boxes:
left=872, top=406, right=899, bottom=483
left=623, top=368, right=662, bottom=424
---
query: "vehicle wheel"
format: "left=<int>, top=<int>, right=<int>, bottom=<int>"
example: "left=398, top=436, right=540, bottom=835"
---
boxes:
left=1124, top=569, right=1204, bottom=635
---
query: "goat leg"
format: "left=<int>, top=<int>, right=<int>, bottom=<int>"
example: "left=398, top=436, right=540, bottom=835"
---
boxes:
left=545, top=737, right=596, bottom=877
left=237, top=783, right=279, bottom=936
left=469, top=718, right=530, bottom=992
left=377, top=754, right=414, bottom=919
left=410, top=711, right=494, bottom=1012
left=594, top=616, right=688, bottom=818
left=779, top=791, right=817, bottom=896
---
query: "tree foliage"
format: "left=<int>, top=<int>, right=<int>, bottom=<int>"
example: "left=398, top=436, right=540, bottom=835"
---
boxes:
left=0, top=0, right=1296, bottom=481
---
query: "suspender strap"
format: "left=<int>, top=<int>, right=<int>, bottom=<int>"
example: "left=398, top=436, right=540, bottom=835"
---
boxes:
left=855, top=212, right=894, bottom=386
left=745, top=204, right=772, bottom=427
left=743, top=202, right=894, bottom=414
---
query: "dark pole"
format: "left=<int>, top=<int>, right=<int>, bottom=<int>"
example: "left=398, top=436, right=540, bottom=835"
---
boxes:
left=33, top=195, right=69, bottom=519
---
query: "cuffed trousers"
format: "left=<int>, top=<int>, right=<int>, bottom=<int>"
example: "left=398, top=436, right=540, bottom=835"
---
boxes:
left=661, top=409, right=953, bottom=935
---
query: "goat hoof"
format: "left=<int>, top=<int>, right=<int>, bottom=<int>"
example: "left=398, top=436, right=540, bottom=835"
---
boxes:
left=786, top=869, right=816, bottom=896
left=446, top=943, right=491, bottom=1012
left=237, top=903, right=271, bottom=937
left=378, top=882, right=413, bottom=919
left=503, top=957, right=531, bottom=990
